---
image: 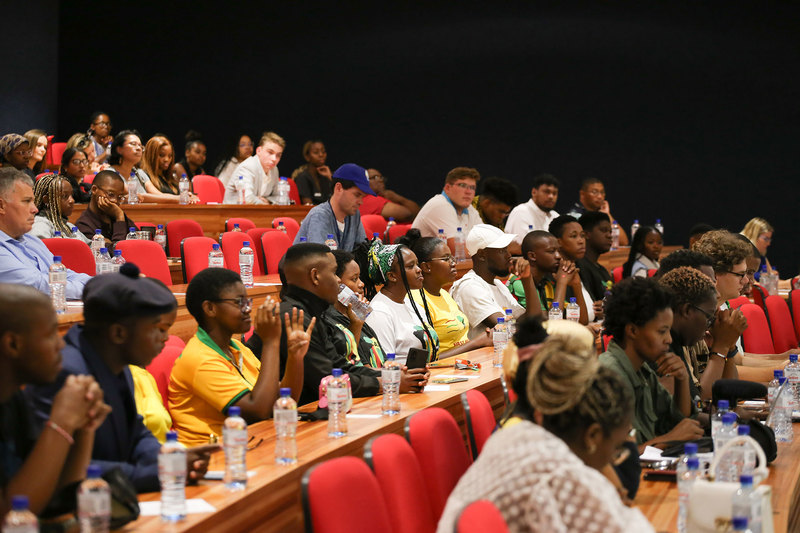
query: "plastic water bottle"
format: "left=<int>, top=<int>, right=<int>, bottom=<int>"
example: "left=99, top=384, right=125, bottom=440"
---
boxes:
left=91, top=229, right=104, bottom=255
left=731, top=516, right=752, bottom=533
left=676, top=442, right=698, bottom=487
left=277, top=221, right=287, bottom=235
left=274, top=388, right=298, bottom=465
left=126, top=227, right=137, bottom=240
left=236, top=176, right=246, bottom=205
left=110, top=249, right=125, bottom=272
left=768, top=370, right=783, bottom=408
left=178, top=174, right=190, bottom=205
left=715, top=412, right=738, bottom=480
left=158, top=431, right=186, bottom=522
left=72, top=227, right=81, bottom=240
left=95, top=247, right=112, bottom=275
left=631, top=219, right=640, bottom=238
left=126, top=172, right=138, bottom=205
left=504, top=308, right=516, bottom=338
left=49, top=256, right=67, bottom=314
left=732, top=475, right=761, bottom=533
left=566, top=297, right=580, bottom=322
left=654, top=218, right=664, bottom=236
left=548, top=301, right=563, bottom=321
left=729, top=425, right=758, bottom=482
left=155, top=224, right=167, bottom=251
left=384, top=217, right=396, bottom=242
left=208, top=243, right=224, bottom=268
left=454, top=227, right=467, bottom=262
left=677, top=456, right=699, bottom=533
left=784, top=353, right=800, bottom=407
left=337, top=284, right=371, bottom=320
left=325, top=234, right=338, bottom=250
left=276, top=176, right=291, bottom=205
left=223, top=406, right=247, bottom=489
left=2, top=495, right=38, bottom=532
left=381, top=353, right=401, bottom=415
left=611, top=220, right=620, bottom=251
left=771, top=377, right=793, bottom=442
left=232, top=223, right=242, bottom=232
left=711, top=399, right=731, bottom=449
left=78, top=464, right=111, bottom=533
left=239, top=241, right=254, bottom=288
left=372, top=232, right=381, bottom=242
left=492, top=317, right=507, bottom=367
left=327, top=368, right=348, bottom=438
left=437, top=228, right=447, bottom=243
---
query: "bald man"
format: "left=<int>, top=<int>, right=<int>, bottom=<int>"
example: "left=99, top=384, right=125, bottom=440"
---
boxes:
left=75, top=169, right=136, bottom=248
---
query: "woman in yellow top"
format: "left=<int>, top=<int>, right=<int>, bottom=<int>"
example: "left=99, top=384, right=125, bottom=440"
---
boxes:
left=403, top=230, right=491, bottom=354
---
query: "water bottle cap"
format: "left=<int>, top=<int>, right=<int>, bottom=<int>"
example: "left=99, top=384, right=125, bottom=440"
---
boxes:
left=613, top=220, right=618, bottom=224
left=54, top=231, right=61, bottom=236
left=569, top=297, right=576, bottom=303
left=633, top=219, right=639, bottom=223
left=551, top=302, right=560, bottom=308
left=299, top=237, right=307, bottom=242
left=761, top=265, right=768, bottom=272
left=114, top=250, right=122, bottom=256
left=212, top=243, right=220, bottom=250
left=737, top=425, right=750, bottom=435
left=234, top=223, right=239, bottom=228
left=505, top=308, right=512, bottom=315
left=95, top=229, right=101, bottom=234
left=280, top=176, right=287, bottom=181
left=656, top=219, right=661, bottom=223
left=496, top=317, right=505, bottom=323
left=239, top=175, right=243, bottom=180
left=732, top=517, right=748, bottom=529
left=11, top=495, right=29, bottom=511
left=457, top=227, right=462, bottom=232
left=373, top=232, right=380, bottom=238
left=166, top=431, right=178, bottom=441
left=53, top=255, right=62, bottom=262
left=129, top=227, right=135, bottom=232
left=388, top=217, right=395, bottom=221
left=279, top=221, right=284, bottom=226
left=791, top=353, right=798, bottom=362
left=182, top=173, right=187, bottom=178
left=279, top=387, right=291, bottom=396
left=327, top=234, right=334, bottom=238
left=438, top=229, right=444, bottom=234
left=99, top=247, right=107, bottom=253
left=243, top=241, right=250, bottom=247
left=717, top=399, right=729, bottom=410
left=228, top=406, right=241, bottom=416
left=687, top=457, right=699, bottom=469
left=331, top=368, right=343, bottom=377
left=158, top=224, right=163, bottom=228
left=684, top=442, right=698, bottom=454
left=775, top=369, right=784, bottom=378
left=722, top=412, right=737, bottom=424
left=740, top=474, right=753, bottom=485
left=385, top=353, right=395, bottom=360
left=87, top=464, right=102, bottom=478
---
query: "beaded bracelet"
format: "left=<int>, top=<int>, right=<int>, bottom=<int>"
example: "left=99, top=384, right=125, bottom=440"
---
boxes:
left=46, top=420, right=75, bottom=445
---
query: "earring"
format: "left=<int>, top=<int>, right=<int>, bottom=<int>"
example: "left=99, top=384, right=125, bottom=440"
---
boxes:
left=588, top=443, right=597, bottom=454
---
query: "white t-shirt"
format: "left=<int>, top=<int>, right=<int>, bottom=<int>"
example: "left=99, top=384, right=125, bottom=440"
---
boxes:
left=366, top=291, right=436, bottom=366
left=411, top=193, right=483, bottom=239
left=450, top=270, right=524, bottom=339
left=505, top=199, right=559, bottom=244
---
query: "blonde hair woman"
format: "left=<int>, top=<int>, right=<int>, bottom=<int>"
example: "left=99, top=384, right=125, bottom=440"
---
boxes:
left=24, top=129, right=48, bottom=175
left=740, top=217, right=776, bottom=280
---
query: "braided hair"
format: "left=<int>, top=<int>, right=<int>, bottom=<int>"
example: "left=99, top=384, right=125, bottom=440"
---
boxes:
left=399, top=229, right=440, bottom=328
left=33, top=174, right=72, bottom=235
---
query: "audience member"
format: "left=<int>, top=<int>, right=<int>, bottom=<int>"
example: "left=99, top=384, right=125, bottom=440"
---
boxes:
left=31, top=173, right=89, bottom=243
left=621, top=225, right=662, bottom=278
left=294, top=163, right=371, bottom=251
left=0, top=134, right=34, bottom=177
left=0, top=168, right=90, bottom=298
left=740, top=217, right=774, bottom=279
left=223, top=131, right=284, bottom=204
left=0, top=284, right=110, bottom=516
left=75, top=169, right=137, bottom=248
left=505, top=173, right=560, bottom=247
left=171, top=131, right=207, bottom=180
left=108, top=130, right=168, bottom=203
left=567, top=177, right=629, bottom=246
left=548, top=215, right=595, bottom=322
left=140, top=135, right=199, bottom=203
left=411, top=167, right=482, bottom=245
left=656, top=249, right=715, bottom=281
left=600, top=277, right=703, bottom=449
left=294, top=140, right=333, bottom=205
left=87, top=112, right=112, bottom=164
left=451, top=225, right=543, bottom=339
left=170, top=268, right=312, bottom=446
left=26, top=265, right=212, bottom=492
left=66, top=133, right=105, bottom=174
left=733, top=233, right=761, bottom=297
left=688, top=222, right=714, bottom=249
left=360, top=168, right=420, bottom=223
left=23, top=130, right=48, bottom=176
left=438, top=331, right=654, bottom=533
left=59, top=147, right=92, bottom=203
left=577, top=211, right=613, bottom=302
left=472, top=176, right=517, bottom=230
left=214, top=134, right=253, bottom=186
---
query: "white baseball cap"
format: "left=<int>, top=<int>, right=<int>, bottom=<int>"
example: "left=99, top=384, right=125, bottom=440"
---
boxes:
left=466, top=224, right=517, bottom=256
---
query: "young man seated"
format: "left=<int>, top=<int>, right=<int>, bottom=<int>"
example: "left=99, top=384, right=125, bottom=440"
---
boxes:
left=450, top=224, right=543, bottom=339
left=75, top=169, right=136, bottom=249
left=566, top=177, right=628, bottom=246
left=169, top=268, right=313, bottom=446
left=411, top=167, right=483, bottom=246
left=0, top=283, right=110, bottom=516
left=577, top=211, right=613, bottom=302
left=25, top=264, right=211, bottom=492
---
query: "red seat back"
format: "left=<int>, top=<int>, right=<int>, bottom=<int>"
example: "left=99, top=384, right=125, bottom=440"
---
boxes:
left=740, top=303, right=775, bottom=354
left=83, top=173, right=96, bottom=185
left=165, top=335, right=185, bottom=349
left=180, top=236, right=225, bottom=283
left=302, top=457, right=392, bottom=533
left=405, top=407, right=471, bottom=519
left=286, top=177, right=301, bottom=205
left=456, top=500, right=509, bottom=533
left=261, top=231, right=292, bottom=275
left=387, top=223, right=412, bottom=244
left=461, top=390, right=496, bottom=459
left=612, top=266, right=623, bottom=283
left=145, top=345, right=183, bottom=413
left=166, top=218, right=204, bottom=257
left=191, top=174, right=224, bottom=204
left=271, top=217, right=300, bottom=241
left=361, top=214, right=388, bottom=239
left=728, top=295, right=749, bottom=309
left=751, top=284, right=768, bottom=309
left=41, top=238, right=95, bottom=276
left=113, top=240, right=173, bottom=286
left=790, top=289, right=800, bottom=340
left=220, top=232, right=263, bottom=276
left=246, top=227, right=278, bottom=273
left=765, top=295, right=798, bottom=353
left=48, top=142, right=67, bottom=166
left=364, top=434, right=436, bottom=533
left=225, top=217, right=256, bottom=233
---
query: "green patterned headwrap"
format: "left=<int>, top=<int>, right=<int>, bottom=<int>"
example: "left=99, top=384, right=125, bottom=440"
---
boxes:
left=367, top=239, right=401, bottom=284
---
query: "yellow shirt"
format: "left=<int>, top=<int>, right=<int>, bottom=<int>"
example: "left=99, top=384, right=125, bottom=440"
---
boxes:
left=412, top=288, right=470, bottom=353
left=168, top=328, right=261, bottom=446
left=129, top=365, right=172, bottom=444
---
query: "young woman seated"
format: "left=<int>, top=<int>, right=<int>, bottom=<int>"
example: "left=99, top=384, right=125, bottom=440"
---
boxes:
left=622, top=225, right=663, bottom=278
left=294, top=140, right=333, bottom=205
left=58, top=147, right=92, bottom=203
left=140, top=135, right=199, bottom=203
left=31, top=173, right=90, bottom=243
left=171, top=134, right=207, bottom=181
left=549, top=215, right=599, bottom=322
left=439, top=328, right=654, bottom=532
left=24, top=129, right=49, bottom=176
left=214, top=134, right=253, bottom=186
left=66, top=133, right=106, bottom=174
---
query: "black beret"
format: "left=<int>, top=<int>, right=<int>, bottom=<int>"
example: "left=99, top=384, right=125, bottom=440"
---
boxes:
left=82, top=263, right=177, bottom=323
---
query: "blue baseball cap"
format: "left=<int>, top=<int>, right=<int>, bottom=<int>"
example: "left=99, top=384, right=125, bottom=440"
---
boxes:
left=332, top=163, right=375, bottom=196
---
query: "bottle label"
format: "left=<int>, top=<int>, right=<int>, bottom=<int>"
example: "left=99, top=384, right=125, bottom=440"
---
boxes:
left=274, top=409, right=297, bottom=426
left=224, top=427, right=248, bottom=446
left=327, top=386, right=349, bottom=403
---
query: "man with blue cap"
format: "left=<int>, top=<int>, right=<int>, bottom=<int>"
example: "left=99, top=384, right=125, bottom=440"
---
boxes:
left=293, top=163, right=374, bottom=251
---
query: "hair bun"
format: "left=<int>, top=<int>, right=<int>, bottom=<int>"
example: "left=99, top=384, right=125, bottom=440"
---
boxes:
left=119, top=262, right=140, bottom=278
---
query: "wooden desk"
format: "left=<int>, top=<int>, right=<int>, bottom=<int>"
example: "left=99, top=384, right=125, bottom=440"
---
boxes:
left=636, top=424, right=800, bottom=533
left=597, top=245, right=683, bottom=273
left=68, top=204, right=312, bottom=240
left=124, top=348, right=503, bottom=533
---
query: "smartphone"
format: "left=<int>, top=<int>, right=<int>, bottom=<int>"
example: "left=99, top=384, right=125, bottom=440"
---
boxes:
left=432, top=377, right=468, bottom=384
left=405, top=348, right=429, bottom=370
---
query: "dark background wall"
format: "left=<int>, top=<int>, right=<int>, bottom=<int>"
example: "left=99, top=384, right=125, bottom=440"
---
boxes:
left=53, top=2, right=799, bottom=272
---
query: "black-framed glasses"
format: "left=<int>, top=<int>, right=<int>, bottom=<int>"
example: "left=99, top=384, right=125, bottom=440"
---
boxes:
left=722, top=269, right=747, bottom=280
left=93, top=121, right=111, bottom=127
left=690, top=304, right=716, bottom=328
left=94, top=187, right=121, bottom=202
left=427, top=255, right=456, bottom=264
left=13, top=149, right=32, bottom=156
left=71, top=159, right=89, bottom=166
left=214, top=296, right=253, bottom=311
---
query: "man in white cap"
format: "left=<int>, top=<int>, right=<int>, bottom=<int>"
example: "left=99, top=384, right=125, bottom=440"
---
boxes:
left=450, top=224, right=543, bottom=339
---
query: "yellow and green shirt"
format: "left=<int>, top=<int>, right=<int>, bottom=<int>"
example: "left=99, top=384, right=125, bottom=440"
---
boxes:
left=412, top=288, right=470, bottom=353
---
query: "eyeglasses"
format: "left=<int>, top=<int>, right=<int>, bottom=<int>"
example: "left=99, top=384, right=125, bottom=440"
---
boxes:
left=427, top=255, right=456, bottom=264
left=71, top=159, right=89, bottom=166
left=94, top=188, right=120, bottom=202
left=369, top=174, right=384, bottom=181
left=239, top=142, right=253, bottom=147
left=452, top=182, right=476, bottom=191
left=722, top=269, right=747, bottom=280
left=125, top=142, right=143, bottom=149
left=690, top=304, right=716, bottom=328
left=93, top=121, right=111, bottom=127
left=12, top=149, right=32, bottom=156
left=214, top=296, right=253, bottom=311
left=76, top=136, right=92, bottom=149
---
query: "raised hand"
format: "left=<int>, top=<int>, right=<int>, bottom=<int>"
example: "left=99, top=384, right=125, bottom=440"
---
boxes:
left=285, top=307, right=316, bottom=360
left=317, top=165, right=332, bottom=180
left=510, top=257, right=530, bottom=279
left=254, top=297, right=282, bottom=341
